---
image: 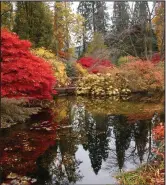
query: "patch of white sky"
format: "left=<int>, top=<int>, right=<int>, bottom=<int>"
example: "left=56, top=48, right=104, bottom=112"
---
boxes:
left=71, top=1, right=154, bottom=25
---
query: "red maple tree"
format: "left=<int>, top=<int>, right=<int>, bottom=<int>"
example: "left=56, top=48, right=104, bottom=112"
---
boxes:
left=1, top=29, right=57, bottom=100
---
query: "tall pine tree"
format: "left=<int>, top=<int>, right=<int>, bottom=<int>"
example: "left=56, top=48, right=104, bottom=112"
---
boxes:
left=78, top=1, right=109, bottom=53
left=112, top=1, right=130, bottom=33
left=13, top=2, right=54, bottom=49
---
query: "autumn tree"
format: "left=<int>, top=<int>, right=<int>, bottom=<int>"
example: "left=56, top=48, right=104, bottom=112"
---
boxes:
left=53, top=2, right=84, bottom=58
left=13, top=2, right=54, bottom=49
left=112, top=1, right=130, bottom=33
left=1, top=29, right=56, bottom=100
left=152, top=2, right=165, bottom=58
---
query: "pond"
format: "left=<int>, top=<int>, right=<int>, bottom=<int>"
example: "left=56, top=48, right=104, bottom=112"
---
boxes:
left=0, top=96, right=164, bottom=185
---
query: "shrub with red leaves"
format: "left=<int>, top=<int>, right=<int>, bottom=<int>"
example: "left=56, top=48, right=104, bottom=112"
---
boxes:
left=1, top=29, right=57, bottom=100
left=151, top=53, right=163, bottom=64
left=120, top=60, right=164, bottom=92
left=77, top=57, right=114, bottom=73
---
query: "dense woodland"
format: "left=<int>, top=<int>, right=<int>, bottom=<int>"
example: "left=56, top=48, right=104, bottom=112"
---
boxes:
left=0, top=1, right=165, bottom=185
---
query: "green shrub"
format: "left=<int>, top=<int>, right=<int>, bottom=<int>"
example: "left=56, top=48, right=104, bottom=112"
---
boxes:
left=65, top=62, right=78, bottom=78
left=117, top=56, right=138, bottom=66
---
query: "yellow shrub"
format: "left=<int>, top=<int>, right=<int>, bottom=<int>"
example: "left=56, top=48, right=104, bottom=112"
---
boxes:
left=74, top=63, right=88, bottom=77
left=31, top=47, right=55, bottom=60
left=31, top=47, right=70, bottom=87
left=76, top=73, right=131, bottom=96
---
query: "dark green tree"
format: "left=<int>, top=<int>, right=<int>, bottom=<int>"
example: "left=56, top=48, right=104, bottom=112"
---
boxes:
left=78, top=1, right=109, bottom=53
left=133, top=120, right=149, bottom=164
left=130, top=1, right=158, bottom=58
left=112, top=115, right=132, bottom=170
left=112, top=1, right=130, bottom=33
left=94, top=1, right=109, bottom=33
left=83, top=113, right=109, bottom=174
left=78, top=2, right=93, bottom=53
left=13, top=2, right=54, bottom=49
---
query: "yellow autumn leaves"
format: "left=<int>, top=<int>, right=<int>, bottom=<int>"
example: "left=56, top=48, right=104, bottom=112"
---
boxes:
left=152, top=2, right=164, bottom=52
left=76, top=73, right=131, bottom=96
left=31, top=47, right=70, bottom=87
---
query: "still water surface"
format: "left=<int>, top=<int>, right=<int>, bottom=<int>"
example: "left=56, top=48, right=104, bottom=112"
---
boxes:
left=0, top=96, right=164, bottom=184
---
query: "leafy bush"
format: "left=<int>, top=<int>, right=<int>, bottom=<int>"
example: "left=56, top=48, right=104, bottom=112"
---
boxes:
left=76, top=73, right=131, bottom=96
left=117, top=55, right=138, bottom=66
left=65, top=62, right=78, bottom=78
left=1, top=29, right=56, bottom=99
left=74, top=63, right=89, bottom=77
left=31, top=47, right=55, bottom=60
left=76, top=60, right=164, bottom=96
left=32, top=47, right=70, bottom=87
left=120, top=60, right=164, bottom=92
left=77, top=56, right=114, bottom=73
left=151, top=53, right=163, bottom=64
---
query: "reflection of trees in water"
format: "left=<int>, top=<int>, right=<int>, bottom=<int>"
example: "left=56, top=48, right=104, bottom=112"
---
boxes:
left=83, top=112, right=110, bottom=174
left=106, top=115, right=154, bottom=171
left=36, top=130, right=83, bottom=185
left=36, top=98, right=163, bottom=183
left=112, top=115, right=133, bottom=170
left=133, top=120, right=150, bottom=164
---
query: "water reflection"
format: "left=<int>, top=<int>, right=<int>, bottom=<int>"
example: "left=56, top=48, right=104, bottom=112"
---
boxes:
left=0, top=96, right=164, bottom=184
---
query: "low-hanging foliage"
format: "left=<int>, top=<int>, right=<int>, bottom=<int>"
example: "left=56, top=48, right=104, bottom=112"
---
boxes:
left=32, top=47, right=70, bottom=87
left=1, top=29, right=56, bottom=100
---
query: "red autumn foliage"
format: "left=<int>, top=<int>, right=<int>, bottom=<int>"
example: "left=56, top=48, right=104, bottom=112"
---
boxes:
left=151, top=53, right=163, bottom=64
left=1, top=29, right=57, bottom=100
left=77, top=57, right=114, bottom=73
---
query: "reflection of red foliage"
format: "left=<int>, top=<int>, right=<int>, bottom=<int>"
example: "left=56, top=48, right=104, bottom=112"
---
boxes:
left=77, top=57, right=114, bottom=73
left=1, top=29, right=56, bottom=100
left=0, top=112, right=57, bottom=177
left=152, top=123, right=164, bottom=140
left=152, top=123, right=164, bottom=160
